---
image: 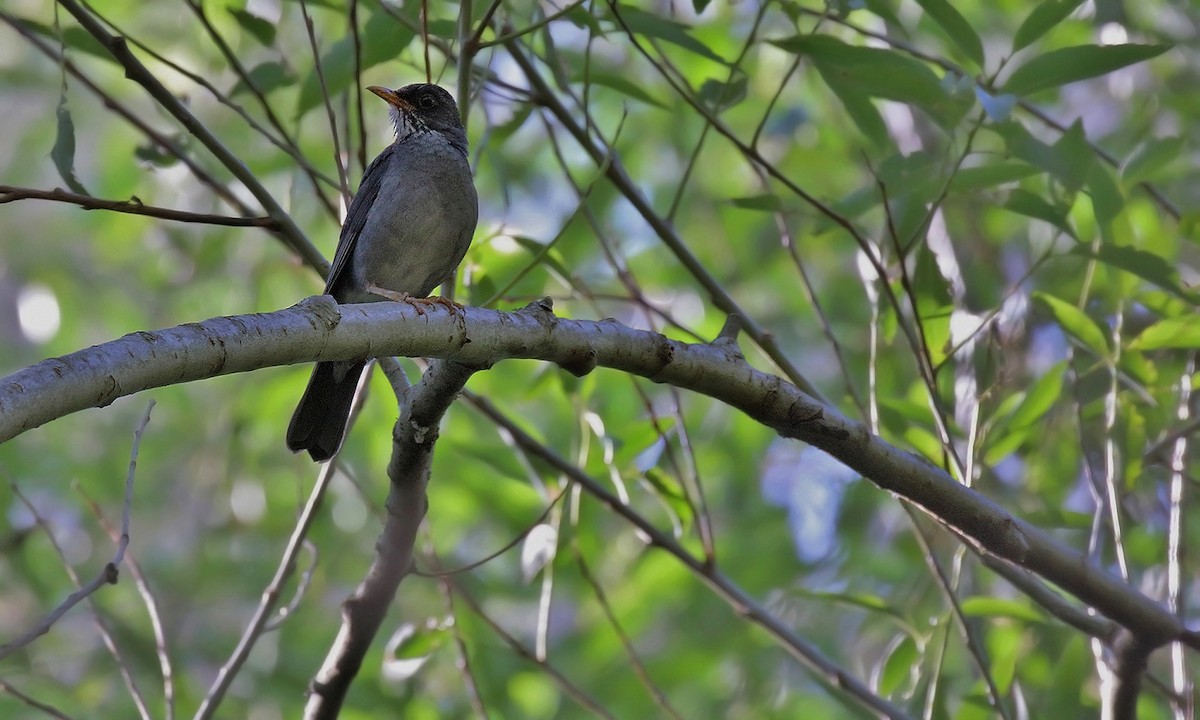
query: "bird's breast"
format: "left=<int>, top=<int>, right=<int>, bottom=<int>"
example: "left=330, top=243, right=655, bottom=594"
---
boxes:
left=347, top=141, right=478, bottom=302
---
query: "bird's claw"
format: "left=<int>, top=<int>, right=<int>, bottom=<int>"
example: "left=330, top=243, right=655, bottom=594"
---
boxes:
left=365, top=284, right=464, bottom=316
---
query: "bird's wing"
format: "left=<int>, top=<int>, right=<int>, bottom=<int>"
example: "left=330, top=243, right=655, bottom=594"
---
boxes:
left=324, top=144, right=396, bottom=297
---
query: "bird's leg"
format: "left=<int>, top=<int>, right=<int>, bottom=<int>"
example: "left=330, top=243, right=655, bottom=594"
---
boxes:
left=365, top=284, right=464, bottom=316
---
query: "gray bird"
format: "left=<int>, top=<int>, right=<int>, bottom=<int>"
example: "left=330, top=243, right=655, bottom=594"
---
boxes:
left=287, top=83, right=479, bottom=462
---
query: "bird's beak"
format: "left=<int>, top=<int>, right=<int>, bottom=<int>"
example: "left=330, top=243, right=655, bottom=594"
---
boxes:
left=367, top=85, right=414, bottom=112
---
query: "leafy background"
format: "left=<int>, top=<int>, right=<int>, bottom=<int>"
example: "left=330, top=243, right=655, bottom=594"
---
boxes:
left=0, top=0, right=1196, bottom=717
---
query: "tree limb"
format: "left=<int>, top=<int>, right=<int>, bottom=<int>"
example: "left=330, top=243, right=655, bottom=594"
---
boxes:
left=0, top=298, right=1189, bottom=655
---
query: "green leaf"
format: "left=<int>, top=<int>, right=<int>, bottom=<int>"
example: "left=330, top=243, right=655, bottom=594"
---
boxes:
left=1070, top=245, right=1196, bottom=302
left=949, top=161, right=1039, bottom=191
left=231, top=61, right=295, bottom=97
left=698, top=74, right=748, bottom=112
left=16, top=18, right=110, bottom=62
left=1003, top=189, right=1075, bottom=238
left=226, top=6, right=276, bottom=46
left=729, top=194, right=783, bottom=212
left=827, top=82, right=889, bottom=147
left=1003, top=44, right=1172, bottom=96
left=572, top=70, right=667, bottom=108
left=426, top=19, right=458, bottom=39
left=878, top=151, right=940, bottom=201
left=390, top=622, right=447, bottom=659
left=1121, top=136, right=1187, bottom=185
left=51, top=94, right=88, bottom=195
left=692, top=0, right=712, bottom=13
left=914, top=0, right=984, bottom=67
left=135, top=135, right=187, bottom=167
left=466, top=273, right=499, bottom=308
left=1130, top=316, right=1200, bottom=350
left=960, top=597, right=1046, bottom=623
left=513, top=235, right=571, bottom=280
left=859, top=0, right=903, bottom=27
left=772, top=35, right=971, bottom=131
left=564, top=4, right=604, bottom=33
left=991, top=120, right=1092, bottom=192
left=879, top=636, right=920, bottom=697
left=1012, top=0, right=1085, bottom=52
left=1034, top=292, right=1110, bottom=355
left=614, top=5, right=727, bottom=64
left=1008, top=361, right=1066, bottom=428
left=1087, top=164, right=1124, bottom=228
left=383, top=622, right=446, bottom=680
left=488, top=104, right=534, bottom=145
left=296, top=12, right=416, bottom=118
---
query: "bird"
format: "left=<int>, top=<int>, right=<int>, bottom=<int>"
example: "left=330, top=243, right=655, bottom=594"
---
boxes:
left=286, top=83, right=479, bottom=462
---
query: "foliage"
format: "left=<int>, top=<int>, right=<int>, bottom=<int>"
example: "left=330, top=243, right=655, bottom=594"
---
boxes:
left=0, top=0, right=1196, bottom=717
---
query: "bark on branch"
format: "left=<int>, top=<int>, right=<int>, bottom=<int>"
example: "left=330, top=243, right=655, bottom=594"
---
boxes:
left=0, top=297, right=1191, bottom=654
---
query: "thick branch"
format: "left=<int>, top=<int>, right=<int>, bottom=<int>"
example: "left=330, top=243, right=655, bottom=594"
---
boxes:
left=0, top=298, right=1188, bottom=649
left=305, top=360, right=478, bottom=720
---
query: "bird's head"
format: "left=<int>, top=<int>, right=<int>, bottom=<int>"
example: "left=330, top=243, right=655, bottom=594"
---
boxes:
left=368, top=83, right=467, bottom=153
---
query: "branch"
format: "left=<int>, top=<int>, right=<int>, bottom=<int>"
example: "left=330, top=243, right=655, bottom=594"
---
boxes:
left=305, top=359, right=478, bottom=719
left=54, top=0, right=326, bottom=272
left=1110, top=629, right=1155, bottom=720
left=0, top=402, right=149, bottom=663
left=0, top=185, right=276, bottom=228
left=0, top=299, right=1189, bottom=653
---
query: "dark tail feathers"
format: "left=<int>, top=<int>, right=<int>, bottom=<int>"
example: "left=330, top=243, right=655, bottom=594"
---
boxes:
left=286, top=360, right=366, bottom=462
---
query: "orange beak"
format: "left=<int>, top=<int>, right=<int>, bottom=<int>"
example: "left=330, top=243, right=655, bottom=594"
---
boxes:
left=367, top=85, right=414, bottom=111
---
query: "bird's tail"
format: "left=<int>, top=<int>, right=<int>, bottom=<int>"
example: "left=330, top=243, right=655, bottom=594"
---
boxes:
left=286, top=360, right=367, bottom=462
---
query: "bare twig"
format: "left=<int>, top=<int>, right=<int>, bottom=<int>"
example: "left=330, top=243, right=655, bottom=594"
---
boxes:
left=55, top=0, right=326, bottom=272
left=1, top=402, right=153, bottom=717
left=505, top=40, right=828, bottom=404
left=415, top=489, right=567, bottom=577
left=0, top=402, right=150, bottom=662
left=195, top=459, right=335, bottom=719
left=443, top=574, right=617, bottom=719
left=464, top=390, right=912, bottom=719
left=574, top=548, right=685, bottom=720
left=435, top=576, right=490, bottom=719
left=0, top=678, right=72, bottom=720
left=0, top=12, right=253, bottom=217
left=299, top=0, right=352, bottom=204
left=85, top=1, right=341, bottom=220
left=79, top=486, right=176, bottom=720
left=0, top=185, right=275, bottom=228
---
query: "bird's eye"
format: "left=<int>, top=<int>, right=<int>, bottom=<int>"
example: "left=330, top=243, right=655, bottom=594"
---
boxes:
left=419, top=94, right=436, bottom=109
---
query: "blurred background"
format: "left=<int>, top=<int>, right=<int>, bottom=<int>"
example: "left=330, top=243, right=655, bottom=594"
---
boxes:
left=0, top=0, right=1197, bottom=717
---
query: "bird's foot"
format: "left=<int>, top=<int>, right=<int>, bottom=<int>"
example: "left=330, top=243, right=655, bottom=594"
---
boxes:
left=366, top=284, right=464, bottom=316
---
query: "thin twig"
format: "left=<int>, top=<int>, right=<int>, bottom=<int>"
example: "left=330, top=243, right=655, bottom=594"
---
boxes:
left=56, top=0, right=326, bottom=272
left=506, top=40, right=828, bottom=404
left=195, top=454, right=334, bottom=719
left=0, top=678, right=72, bottom=720
left=574, top=548, right=686, bottom=720
left=463, top=391, right=912, bottom=720
left=0, top=185, right=275, bottom=227
left=2, top=403, right=153, bottom=718
left=436, top=576, right=490, bottom=718
left=0, top=402, right=151, bottom=663
left=78, top=487, right=176, bottom=720
left=415, top=489, right=567, bottom=577
left=87, top=1, right=341, bottom=219
left=300, top=0, right=352, bottom=204
left=0, top=12, right=252, bottom=217
left=442, top=573, right=617, bottom=719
